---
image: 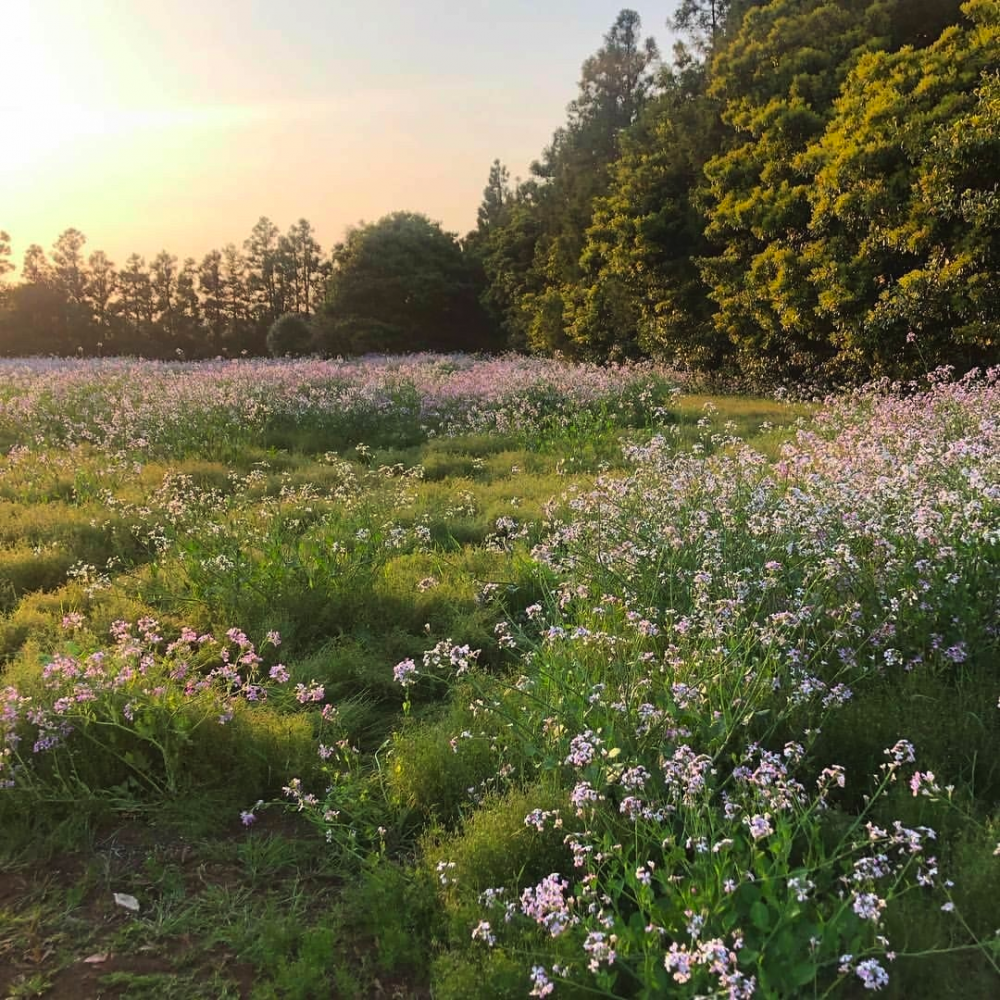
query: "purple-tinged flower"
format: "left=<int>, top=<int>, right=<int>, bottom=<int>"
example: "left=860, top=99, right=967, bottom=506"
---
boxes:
left=524, top=809, right=562, bottom=832
left=436, top=861, right=457, bottom=886
left=570, top=781, right=603, bottom=815
left=788, top=876, right=814, bottom=902
left=294, top=681, right=325, bottom=704
left=520, top=874, right=576, bottom=937
left=909, top=770, right=941, bottom=797
left=226, top=628, right=251, bottom=648
left=852, top=892, right=886, bottom=922
left=565, top=730, right=601, bottom=768
left=664, top=943, right=693, bottom=983
left=619, top=765, right=650, bottom=791
left=471, top=920, right=496, bottom=946
left=856, top=958, right=890, bottom=990
left=745, top=814, right=774, bottom=841
left=818, top=765, right=846, bottom=792
left=685, top=909, right=705, bottom=939
left=393, top=659, right=419, bottom=688
left=583, top=930, right=617, bottom=973
left=619, top=796, right=644, bottom=820
left=529, top=966, right=554, bottom=997
left=885, top=740, right=916, bottom=765
left=282, top=778, right=318, bottom=811
left=662, top=745, right=714, bottom=805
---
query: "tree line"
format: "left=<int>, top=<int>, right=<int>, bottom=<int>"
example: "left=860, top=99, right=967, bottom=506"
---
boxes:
left=2, top=0, right=997, bottom=380
left=470, top=0, right=998, bottom=380
left=0, top=210, right=498, bottom=360
left=0, top=219, right=328, bottom=358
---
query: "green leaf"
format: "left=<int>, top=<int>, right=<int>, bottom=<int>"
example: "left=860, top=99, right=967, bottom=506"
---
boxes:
left=750, top=900, right=771, bottom=932
left=788, top=961, right=817, bottom=987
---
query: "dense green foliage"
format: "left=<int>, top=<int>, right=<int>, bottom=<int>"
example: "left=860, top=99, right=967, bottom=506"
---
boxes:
left=266, top=312, right=313, bottom=358
left=315, top=212, right=497, bottom=356
left=469, top=10, right=661, bottom=355
left=472, top=0, right=997, bottom=380
left=799, top=1, right=999, bottom=375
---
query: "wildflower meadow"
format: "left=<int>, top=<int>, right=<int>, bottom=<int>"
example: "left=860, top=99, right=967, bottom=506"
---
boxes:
left=0, top=355, right=997, bottom=998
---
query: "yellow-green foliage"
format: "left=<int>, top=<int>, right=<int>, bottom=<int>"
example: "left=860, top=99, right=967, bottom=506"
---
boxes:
left=431, top=948, right=530, bottom=1000
left=386, top=715, right=498, bottom=822
left=800, top=0, right=1000, bottom=371
left=191, top=705, right=319, bottom=796
left=0, top=546, right=75, bottom=610
left=421, top=782, right=573, bottom=898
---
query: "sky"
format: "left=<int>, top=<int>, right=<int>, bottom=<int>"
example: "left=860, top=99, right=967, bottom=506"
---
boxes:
left=2, top=1, right=679, bottom=271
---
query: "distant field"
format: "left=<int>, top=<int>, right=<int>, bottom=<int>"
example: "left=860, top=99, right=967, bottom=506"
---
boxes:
left=0, top=357, right=996, bottom=999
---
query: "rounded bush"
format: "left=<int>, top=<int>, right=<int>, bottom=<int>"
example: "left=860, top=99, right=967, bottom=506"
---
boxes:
left=266, top=313, right=313, bottom=358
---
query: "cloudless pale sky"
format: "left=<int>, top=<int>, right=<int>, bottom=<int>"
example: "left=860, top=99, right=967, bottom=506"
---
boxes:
left=2, top=1, right=679, bottom=270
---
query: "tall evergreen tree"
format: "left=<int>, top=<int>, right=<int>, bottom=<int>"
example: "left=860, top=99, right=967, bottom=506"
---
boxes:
left=118, top=254, right=154, bottom=350
left=477, top=160, right=512, bottom=233
left=282, top=219, right=322, bottom=316
left=571, top=62, right=724, bottom=364
left=244, top=216, right=283, bottom=322
left=671, top=0, right=761, bottom=54
left=175, top=258, right=203, bottom=357
left=221, top=243, right=251, bottom=349
left=199, top=249, right=226, bottom=351
left=151, top=251, right=179, bottom=352
left=51, top=229, right=89, bottom=307
left=21, top=244, right=51, bottom=285
left=0, top=231, right=14, bottom=282
left=480, top=9, right=660, bottom=354
left=3, top=245, right=64, bottom=354
left=85, top=250, right=117, bottom=350
left=474, top=182, right=545, bottom=349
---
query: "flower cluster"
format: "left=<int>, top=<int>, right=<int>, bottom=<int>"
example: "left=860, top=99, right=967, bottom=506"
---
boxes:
left=452, top=372, right=999, bottom=997
left=0, top=354, right=675, bottom=457
left=0, top=622, right=313, bottom=795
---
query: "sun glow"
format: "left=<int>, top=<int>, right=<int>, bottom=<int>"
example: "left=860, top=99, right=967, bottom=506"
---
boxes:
left=0, top=0, right=288, bottom=266
left=5, top=5, right=263, bottom=163
left=0, top=0, right=597, bottom=269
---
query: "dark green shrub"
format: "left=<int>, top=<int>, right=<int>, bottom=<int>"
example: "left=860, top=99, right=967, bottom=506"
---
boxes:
left=266, top=313, right=313, bottom=358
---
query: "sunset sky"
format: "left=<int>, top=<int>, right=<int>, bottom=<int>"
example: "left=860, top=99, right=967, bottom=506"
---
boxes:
left=3, top=1, right=676, bottom=270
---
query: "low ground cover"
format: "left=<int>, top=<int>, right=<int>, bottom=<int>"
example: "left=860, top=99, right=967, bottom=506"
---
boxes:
left=0, top=356, right=995, bottom=998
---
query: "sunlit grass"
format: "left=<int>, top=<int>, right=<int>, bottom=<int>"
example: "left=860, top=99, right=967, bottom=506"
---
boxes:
left=0, top=359, right=996, bottom=997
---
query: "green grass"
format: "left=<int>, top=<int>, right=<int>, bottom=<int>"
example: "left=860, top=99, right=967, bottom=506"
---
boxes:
left=2, top=383, right=996, bottom=998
